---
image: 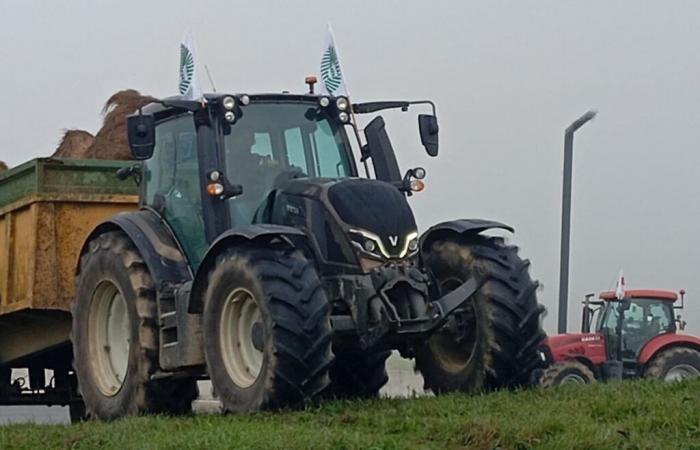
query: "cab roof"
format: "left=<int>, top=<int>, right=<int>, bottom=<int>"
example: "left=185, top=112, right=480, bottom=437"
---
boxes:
left=599, top=289, right=679, bottom=302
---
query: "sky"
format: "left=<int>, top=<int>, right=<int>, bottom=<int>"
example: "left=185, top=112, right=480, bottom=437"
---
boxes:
left=1, top=0, right=700, bottom=333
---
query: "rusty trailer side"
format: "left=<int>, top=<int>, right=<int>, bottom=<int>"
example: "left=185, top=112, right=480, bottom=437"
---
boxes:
left=0, top=158, right=138, bottom=364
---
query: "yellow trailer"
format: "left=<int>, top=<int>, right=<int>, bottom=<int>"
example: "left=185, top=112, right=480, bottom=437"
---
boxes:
left=0, top=158, right=137, bottom=412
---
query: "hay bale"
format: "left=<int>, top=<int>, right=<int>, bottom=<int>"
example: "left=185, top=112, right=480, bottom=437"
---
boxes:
left=84, top=89, right=156, bottom=160
left=52, top=129, right=95, bottom=159
left=0, top=161, right=7, bottom=172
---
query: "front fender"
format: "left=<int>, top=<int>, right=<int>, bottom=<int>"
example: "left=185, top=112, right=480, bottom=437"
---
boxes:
left=188, top=224, right=308, bottom=313
left=80, top=209, right=192, bottom=286
left=638, top=333, right=700, bottom=365
left=419, top=218, right=513, bottom=254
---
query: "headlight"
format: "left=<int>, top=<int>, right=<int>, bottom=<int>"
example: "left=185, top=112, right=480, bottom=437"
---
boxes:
left=239, top=94, right=250, bottom=106
left=400, top=232, right=420, bottom=258
left=338, top=112, right=349, bottom=123
left=407, top=237, right=418, bottom=253
left=336, top=97, right=349, bottom=111
left=319, top=96, right=330, bottom=107
left=412, top=167, right=426, bottom=179
left=349, top=229, right=419, bottom=259
left=224, top=111, right=236, bottom=123
left=222, top=96, right=236, bottom=110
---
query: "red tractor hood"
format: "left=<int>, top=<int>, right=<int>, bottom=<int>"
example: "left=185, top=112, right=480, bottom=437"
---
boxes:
left=543, top=333, right=607, bottom=365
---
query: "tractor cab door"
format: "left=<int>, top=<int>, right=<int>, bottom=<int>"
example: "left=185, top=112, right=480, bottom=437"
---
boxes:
left=143, top=114, right=208, bottom=267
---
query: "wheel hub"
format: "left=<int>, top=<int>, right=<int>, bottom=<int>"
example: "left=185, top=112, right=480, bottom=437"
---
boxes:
left=88, top=281, right=131, bottom=397
left=220, top=287, right=264, bottom=388
left=665, top=364, right=700, bottom=382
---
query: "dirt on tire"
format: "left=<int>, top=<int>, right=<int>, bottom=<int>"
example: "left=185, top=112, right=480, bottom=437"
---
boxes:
left=203, top=245, right=333, bottom=413
left=72, top=231, right=198, bottom=420
left=415, top=234, right=545, bottom=393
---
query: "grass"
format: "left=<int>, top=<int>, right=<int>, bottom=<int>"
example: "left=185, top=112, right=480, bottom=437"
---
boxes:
left=2, top=380, right=700, bottom=450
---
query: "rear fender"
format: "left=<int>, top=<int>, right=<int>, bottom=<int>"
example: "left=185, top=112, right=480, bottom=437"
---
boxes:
left=638, top=333, right=700, bottom=365
left=188, top=224, right=308, bottom=313
left=79, top=209, right=192, bottom=286
left=419, top=219, right=513, bottom=254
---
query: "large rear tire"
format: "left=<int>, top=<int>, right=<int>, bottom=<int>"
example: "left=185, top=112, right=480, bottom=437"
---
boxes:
left=203, top=245, right=333, bottom=413
left=644, top=347, right=700, bottom=382
left=327, top=350, right=392, bottom=399
left=72, top=231, right=198, bottom=420
left=540, top=360, right=596, bottom=387
left=415, top=235, right=545, bottom=393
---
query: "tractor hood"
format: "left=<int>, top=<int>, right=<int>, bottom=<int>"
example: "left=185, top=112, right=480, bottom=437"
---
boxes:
left=266, top=177, right=419, bottom=266
left=543, top=332, right=607, bottom=366
left=326, top=178, right=417, bottom=256
left=545, top=333, right=603, bottom=350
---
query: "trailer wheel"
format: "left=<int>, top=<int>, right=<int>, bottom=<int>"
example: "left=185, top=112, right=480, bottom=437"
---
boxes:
left=72, top=231, right=198, bottom=420
left=203, top=245, right=333, bottom=412
left=415, top=235, right=545, bottom=393
left=644, top=347, right=700, bottom=382
left=327, top=350, right=392, bottom=398
left=540, top=360, right=596, bottom=387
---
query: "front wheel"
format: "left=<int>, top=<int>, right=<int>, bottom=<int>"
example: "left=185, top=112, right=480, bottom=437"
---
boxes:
left=540, top=360, right=596, bottom=387
left=644, top=347, right=700, bottom=382
left=415, top=235, right=545, bottom=393
left=203, top=246, right=333, bottom=413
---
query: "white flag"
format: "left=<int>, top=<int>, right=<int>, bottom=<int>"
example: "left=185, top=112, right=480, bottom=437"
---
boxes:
left=615, top=269, right=626, bottom=300
left=179, top=31, right=203, bottom=101
left=318, top=25, right=349, bottom=97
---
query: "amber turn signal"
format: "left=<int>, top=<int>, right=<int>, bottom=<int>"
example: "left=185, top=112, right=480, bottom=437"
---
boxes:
left=207, top=183, right=224, bottom=196
left=410, top=180, right=425, bottom=192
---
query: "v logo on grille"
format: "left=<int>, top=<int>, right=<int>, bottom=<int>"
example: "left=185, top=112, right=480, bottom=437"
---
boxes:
left=388, top=235, right=399, bottom=246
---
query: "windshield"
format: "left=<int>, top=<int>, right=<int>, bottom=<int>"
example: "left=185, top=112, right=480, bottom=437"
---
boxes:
left=223, top=102, right=354, bottom=225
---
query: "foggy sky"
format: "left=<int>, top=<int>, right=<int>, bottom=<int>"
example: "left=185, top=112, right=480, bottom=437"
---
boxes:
left=2, top=0, right=699, bottom=333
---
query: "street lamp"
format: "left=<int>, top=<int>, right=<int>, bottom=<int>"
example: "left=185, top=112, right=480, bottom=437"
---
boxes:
left=557, top=110, right=597, bottom=334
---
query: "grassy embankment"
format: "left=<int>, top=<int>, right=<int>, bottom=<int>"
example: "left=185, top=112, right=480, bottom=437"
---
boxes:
left=2, top=379, right=700, bottom=450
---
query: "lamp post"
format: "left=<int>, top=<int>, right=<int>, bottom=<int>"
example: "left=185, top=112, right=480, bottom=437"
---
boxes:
left=557, top=110, right=597, bottom=334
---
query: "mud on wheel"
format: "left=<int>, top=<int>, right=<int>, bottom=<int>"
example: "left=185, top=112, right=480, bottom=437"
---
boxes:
left=644, top=347, right=700, bottom=382
left=72, top=231, right=198, bottom=420
left=415, top=234, right=545, bottom=393
left=539, top=360, right=596, bottom=387
left=203, top=245, right=333, bottom=413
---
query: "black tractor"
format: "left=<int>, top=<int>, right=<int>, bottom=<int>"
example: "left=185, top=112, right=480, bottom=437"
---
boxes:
left=71, top=83, right=545, bottom=418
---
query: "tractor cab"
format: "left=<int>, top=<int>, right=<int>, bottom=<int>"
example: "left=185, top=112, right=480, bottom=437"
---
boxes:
left=590, top=290, right=679, bottom=362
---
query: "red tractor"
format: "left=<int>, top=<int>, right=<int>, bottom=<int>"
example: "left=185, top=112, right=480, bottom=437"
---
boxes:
left=540, top=289, right=700, bottom=386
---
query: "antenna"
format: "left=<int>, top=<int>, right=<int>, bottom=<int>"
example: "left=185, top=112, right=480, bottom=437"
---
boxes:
left=204, top=65, right=217, bottom=92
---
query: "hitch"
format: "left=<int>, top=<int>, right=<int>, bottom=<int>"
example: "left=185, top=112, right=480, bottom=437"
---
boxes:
left=392, top=276, right=482, bottom=336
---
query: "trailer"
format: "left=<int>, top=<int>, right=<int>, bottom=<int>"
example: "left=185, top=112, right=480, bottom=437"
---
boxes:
left=0, top=158, right=137, bottom=417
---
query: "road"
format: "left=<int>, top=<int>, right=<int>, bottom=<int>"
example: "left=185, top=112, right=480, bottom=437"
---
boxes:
left=0, top=354, right=425, bottom=424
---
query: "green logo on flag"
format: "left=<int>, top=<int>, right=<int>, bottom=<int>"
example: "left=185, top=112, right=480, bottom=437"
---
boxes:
left=320, top=45, right=342, bottom=94
left=179, top=44, right=195, bottom=95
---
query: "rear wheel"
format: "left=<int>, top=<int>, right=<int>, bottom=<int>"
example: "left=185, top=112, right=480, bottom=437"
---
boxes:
left=540, top=360, right=596, bottom=387
left=327, top=350, right=392, bottom=398
left=644, top=347, right=700, bottom=382
left=203, top=246, right=333, bottom=412
left=415, top=235, right=545, bottom=393
left=72, top=231, right=198, bottom=420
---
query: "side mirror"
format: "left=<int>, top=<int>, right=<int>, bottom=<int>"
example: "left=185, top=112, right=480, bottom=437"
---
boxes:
left=418, top=114, right=439, bottom=157
left=363, top=116, right=402, bottom=183
left=127, top=112, right=156, bottom=160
